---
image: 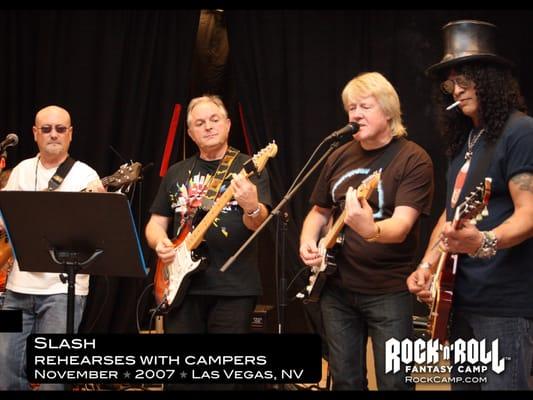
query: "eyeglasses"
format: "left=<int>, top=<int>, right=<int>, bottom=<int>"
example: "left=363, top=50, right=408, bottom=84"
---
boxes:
left=37, top=125, right=70, bottom=134
left=440, top=75, right=473, bottom=95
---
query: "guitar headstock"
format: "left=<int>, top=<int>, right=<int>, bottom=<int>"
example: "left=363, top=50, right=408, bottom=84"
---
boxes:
left=356, top=169, right=381, bottom=200
left=454, top=177, right=492, bottom=222
left=104, top=162, right=143, bottom=190
left=250, top=142, right=278, bottom=174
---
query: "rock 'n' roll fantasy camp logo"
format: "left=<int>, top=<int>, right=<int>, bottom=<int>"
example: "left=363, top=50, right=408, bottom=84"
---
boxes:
left=385, top=338, right=506, bottom=376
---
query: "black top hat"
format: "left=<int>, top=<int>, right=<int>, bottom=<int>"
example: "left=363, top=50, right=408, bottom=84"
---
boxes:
left=426, top=20, right=512, bottom=77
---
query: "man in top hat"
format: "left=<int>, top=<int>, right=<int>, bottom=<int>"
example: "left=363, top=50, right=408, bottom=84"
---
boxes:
left=406, top=20, right=533, bottom=390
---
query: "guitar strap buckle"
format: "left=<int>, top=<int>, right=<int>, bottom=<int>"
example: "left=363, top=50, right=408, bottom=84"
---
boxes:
left=47, top=156, right=76, bottom=191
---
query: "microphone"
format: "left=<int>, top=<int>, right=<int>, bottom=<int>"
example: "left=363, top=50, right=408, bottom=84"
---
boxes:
left=324, top=122, right=359, bottom=142
left=0, top=133, right=19, bottom=151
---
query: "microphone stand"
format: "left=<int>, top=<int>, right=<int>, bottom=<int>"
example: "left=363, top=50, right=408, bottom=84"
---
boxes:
left=220, top=137, right=347, bottom=334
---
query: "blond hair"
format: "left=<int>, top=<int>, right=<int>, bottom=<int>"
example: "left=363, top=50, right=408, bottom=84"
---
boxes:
left=341, top=72, right=407, bottom=137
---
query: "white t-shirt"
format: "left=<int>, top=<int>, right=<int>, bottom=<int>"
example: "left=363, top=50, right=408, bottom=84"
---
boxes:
left=4, top=155, right=100, bottom=295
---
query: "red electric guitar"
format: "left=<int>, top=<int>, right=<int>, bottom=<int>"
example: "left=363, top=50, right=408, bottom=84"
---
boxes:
left=428, top=177, right=492, bottom=343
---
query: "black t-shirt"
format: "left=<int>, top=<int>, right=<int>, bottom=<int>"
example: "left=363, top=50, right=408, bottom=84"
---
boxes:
left=445, top=112, right=533, bottom=317
left=150, top=152, right=272, bottom=296
left=310, top=138, right=434, bottom=294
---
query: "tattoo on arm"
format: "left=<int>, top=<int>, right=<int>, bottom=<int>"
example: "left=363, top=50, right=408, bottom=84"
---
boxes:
left=511, top=173, right=533, bottom=193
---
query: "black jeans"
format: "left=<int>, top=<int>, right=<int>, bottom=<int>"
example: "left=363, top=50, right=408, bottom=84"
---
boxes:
left=164, top=294, right=257, bottom=391
left=164, top=294, right=256, bottom=334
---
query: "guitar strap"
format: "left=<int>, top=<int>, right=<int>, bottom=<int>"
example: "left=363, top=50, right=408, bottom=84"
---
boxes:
left=47, top=156, right=76, bottom=191
left=336, top=137, right=406, bottom=214
left=200, top=146, right=240, bottom=211
left=366, top=136, right=407, bottom=175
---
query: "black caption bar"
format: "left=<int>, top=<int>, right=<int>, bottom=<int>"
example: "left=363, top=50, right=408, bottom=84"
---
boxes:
left=0, top=310, right=22, bottom=332
left=27, top=334, right=322, bottom=384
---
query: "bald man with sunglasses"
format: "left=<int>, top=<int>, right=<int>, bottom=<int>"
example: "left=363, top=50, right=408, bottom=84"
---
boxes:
left=0, top=105, right=104, bottom=391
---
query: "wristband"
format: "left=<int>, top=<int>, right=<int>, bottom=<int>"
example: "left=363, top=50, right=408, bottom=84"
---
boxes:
left=246, top=205, right=261, bottom=218
left=418, top=261, right=432, bottom=270
left=469, top=230, right=497, bottom=259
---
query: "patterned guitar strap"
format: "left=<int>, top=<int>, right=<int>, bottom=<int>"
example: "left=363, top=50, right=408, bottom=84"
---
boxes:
left=200, top=146, right=240, bottom=211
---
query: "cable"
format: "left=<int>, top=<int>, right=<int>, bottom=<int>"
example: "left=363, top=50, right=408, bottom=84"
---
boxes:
left=286, top=265, right=309, bottom=292
left=135, top=282, right=154, bottom=333
left=85, top=276, right=110, bottom=332
left=286, top=140, right=328, bottom=194
left=147, top=302, right=166, bottom=334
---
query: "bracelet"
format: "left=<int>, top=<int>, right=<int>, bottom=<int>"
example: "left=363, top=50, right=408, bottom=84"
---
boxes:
left=364, top=223, right=381, bottom=242
left=418, top=261, right=432, bottom=270
left=469, top=230, right=497, bottom=259
left=246, top=205, right=261, bottom=218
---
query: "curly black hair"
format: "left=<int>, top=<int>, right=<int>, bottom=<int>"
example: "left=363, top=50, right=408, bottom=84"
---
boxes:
left=432, top=61, right=527, bottom=158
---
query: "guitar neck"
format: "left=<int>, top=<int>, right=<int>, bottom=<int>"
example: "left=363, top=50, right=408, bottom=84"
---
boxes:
left=432, top=250, right=447, bottom=284
left=432, top=214, right=460, bottom=295
left=100, top=176, right=111, bottom=188
left=322, top=181, right=376, bottom=249
left=185, top=169, right=242, bottom=250
left=323, top=209, right=347, bottom=249
left=82, top=176, right=111, bottom=192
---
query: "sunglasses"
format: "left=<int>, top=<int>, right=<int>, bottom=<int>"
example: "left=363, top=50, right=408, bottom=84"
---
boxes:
left=37, top=125, right=70, bottom=134
left=440, top=76, right=473, bottom=95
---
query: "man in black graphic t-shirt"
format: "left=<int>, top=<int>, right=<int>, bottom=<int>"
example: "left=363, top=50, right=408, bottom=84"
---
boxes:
left=300, top=72, right=434, bottom=390
left=146, top=95, right=272, bottom=340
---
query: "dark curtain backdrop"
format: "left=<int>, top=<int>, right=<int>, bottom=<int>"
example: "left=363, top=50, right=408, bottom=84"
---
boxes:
left=0, top=10, right=200, bottom=332
left=225, top=10, right=533, bottom=332
left=2, top=9, right=533, bottom=335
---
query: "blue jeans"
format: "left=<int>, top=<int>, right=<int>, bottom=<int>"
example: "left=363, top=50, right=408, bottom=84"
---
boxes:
left=0, top=290, right=86, bottom=391
left=450, top=310, right=533, bottom=390
left=320, top=284, right=414, bottom=390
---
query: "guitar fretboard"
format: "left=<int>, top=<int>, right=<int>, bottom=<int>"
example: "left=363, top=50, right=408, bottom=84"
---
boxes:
left=323, top=174, right=379, bottom=249
left=185, top=170, right=244, bottom=251
left=181, top=143, right=276, bottom=251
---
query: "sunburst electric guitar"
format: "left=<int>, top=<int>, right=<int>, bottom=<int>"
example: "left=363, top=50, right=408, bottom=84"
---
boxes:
left=428, top=177, right=492, bottom=343
left=300, top=170, right=381, bottom=303
left=153, top=143, right=278, bottom=313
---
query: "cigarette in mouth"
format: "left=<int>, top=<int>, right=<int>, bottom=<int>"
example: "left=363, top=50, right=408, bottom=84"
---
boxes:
left=446, top=100, right=461, bottom=111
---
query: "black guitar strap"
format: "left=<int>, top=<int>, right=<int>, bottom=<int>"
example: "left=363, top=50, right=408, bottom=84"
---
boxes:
left=367, top=136, right=407, bottom=175
left=335, top=137, right=407, bottom=220
left=47, top=156, right=76, bottom=191
left=341, top=137, right=407, bottom=205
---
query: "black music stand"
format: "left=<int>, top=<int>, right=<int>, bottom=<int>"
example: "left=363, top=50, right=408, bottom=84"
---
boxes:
left=0, top=191, right=147, bottom=333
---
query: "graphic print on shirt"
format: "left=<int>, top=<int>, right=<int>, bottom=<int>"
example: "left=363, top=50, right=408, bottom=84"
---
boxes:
left=331, top=167, right=385, bottom=219
left=169, top=172, right=237, bottom=238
